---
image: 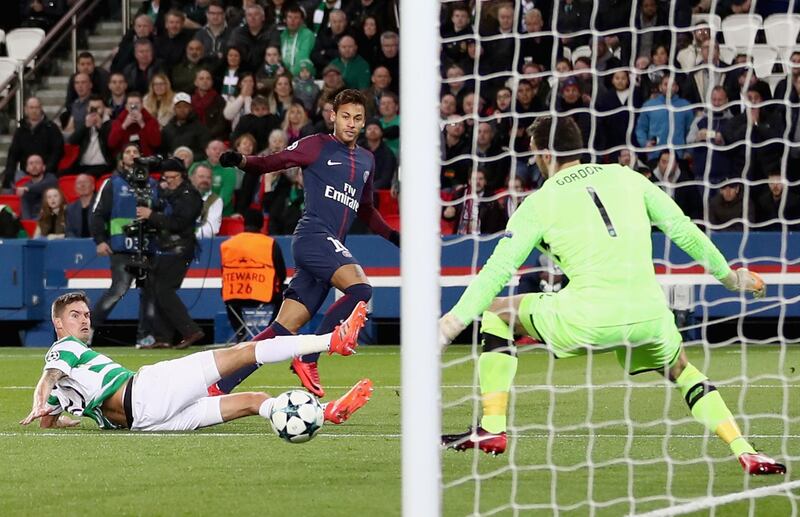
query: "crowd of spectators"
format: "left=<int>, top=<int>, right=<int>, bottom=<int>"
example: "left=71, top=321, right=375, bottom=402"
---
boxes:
left=2, top=0, right=800, bottom=240
left=436, top=0, right=800, bottom=235
left=0, top=0, right=401, bottom=238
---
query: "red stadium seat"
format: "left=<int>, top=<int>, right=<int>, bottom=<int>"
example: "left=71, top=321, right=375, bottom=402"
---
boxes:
left=384, top=214, right=400, bottom=231
left=219, top=216, right=244, bottom=236
left=21, top=219, right=37, bottom=237
left=58, top=144, right=80, bottom=172
left=376, top=189, right=398, bottom=216
left=58, top=175, right=79, bottom=203
left=0, top=194, right=21, bottom=216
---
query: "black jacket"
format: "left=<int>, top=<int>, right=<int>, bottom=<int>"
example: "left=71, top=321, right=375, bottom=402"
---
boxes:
left=67, top=120, right=115, bottom=171
left=160, top=113, right=211, bottom=157
left=2, top=116, right=64, bottom=189
left=148, top=179, right=203, bottom=257
left=231, top=113, right=281, bottom=151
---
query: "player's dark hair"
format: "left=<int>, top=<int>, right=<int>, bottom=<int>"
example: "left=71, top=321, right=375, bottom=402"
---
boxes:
left=52, top=292, right=90, bottom=319
left=527, top=116, right=583, bottom=163
left=332, top=89, right=367, bottom=112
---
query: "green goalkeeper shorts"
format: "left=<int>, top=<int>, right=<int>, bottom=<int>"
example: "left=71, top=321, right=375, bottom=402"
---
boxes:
left=517, top=293, right=682, bottom=375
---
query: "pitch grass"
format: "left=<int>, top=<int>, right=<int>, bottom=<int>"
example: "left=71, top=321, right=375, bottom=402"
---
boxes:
left=0, top=344, right=798, bottom=516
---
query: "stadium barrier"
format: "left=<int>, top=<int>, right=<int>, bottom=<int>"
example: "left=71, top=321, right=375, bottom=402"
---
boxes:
left=0, top=232, right=796, bottom=346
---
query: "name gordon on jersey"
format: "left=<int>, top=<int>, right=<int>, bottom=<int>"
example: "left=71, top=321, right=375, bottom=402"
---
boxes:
left=324, top=184, right=360, bottom=211
left=555, top=165, right=604, bottom=185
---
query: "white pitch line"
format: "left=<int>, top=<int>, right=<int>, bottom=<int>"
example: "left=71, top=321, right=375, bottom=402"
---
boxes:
left=0, top=432, right=797, bottom=439
left=631, top=479, right=800, bottom=517
left=1, top=383, right=798, bottom=390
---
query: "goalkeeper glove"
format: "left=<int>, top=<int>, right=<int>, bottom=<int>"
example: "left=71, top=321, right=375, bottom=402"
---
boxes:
left=720, top=268, right=766, bottom=299
left=439, top=312, right=467, bottom=348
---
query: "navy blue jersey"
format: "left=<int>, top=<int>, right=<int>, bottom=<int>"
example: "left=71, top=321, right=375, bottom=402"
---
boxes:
left=243, top=133, right=393, bottom=241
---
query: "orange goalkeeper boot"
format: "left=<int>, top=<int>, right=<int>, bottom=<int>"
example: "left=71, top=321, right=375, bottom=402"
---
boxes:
left=441, top=426, right=507, bottom=455
left=738, top=452, right=787, bottom=475
left=324, top=378, right=374, bottom=424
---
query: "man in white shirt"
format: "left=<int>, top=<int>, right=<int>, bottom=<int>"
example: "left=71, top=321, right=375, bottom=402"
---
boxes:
left=192, top=163, right=222, bottom=239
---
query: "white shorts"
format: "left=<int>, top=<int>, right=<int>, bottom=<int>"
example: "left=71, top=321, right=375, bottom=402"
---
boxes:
left=130, top=351, right=224, bottom=432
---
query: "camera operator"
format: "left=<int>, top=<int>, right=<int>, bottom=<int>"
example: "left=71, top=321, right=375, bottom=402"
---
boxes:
left=90, top=143, right=160, bottom=347
left=135, top=157, right=205, bottom=349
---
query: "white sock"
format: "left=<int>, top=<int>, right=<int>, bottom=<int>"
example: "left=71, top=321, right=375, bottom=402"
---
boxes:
left=254, top=334, right=331, bottom=365
left=258, top=398, right=275, bottom=419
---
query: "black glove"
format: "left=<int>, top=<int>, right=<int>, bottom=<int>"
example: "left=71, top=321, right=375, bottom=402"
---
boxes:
left=389, top=230, right=400, bottom=248
left=219, top=151, right=244, bottom=168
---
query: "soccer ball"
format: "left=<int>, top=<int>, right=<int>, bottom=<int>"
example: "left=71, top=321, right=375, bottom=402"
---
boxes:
left=269, top=390, right=324, bottom=443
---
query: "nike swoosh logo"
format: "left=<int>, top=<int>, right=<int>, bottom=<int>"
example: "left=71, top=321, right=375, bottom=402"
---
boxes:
left=327, top=160, right=342, bottom=166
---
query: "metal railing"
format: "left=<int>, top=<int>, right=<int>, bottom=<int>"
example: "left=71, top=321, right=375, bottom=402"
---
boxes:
left=0, top=0, right=107, bottom=121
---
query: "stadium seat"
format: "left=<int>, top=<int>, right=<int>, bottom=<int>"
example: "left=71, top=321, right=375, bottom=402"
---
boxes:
left=58, top=175, right=79, bottom=203
left=0, top=58, right=17, bottom=96
left=384, top=214, right=400, bottom=231
left=570, top=45, right=592, bottom=64
left=219, top=217, right=244, bottom=236
left=21, top=219, right=37, bottom=237
left=718, top=44, right=738, bottom=65
left=5, top=28, right=45, bottom=64
left=765, top=74, right=785, bottom=95
left=58, top=144, right=80, bottom=172
left=763, top=13, right=800, bottom=49
left=777, top=45, right=800, bottom=67
left=691, top=13, right=722, bottom=32
left=721, top=14, right=763, bottom=50
left=0, top=29, right=5, bottom=45
left=749, top=45, right=779, bottom=78
left=0, top=194, right=21, bottom=216
left=376, top=189, right=398, bottom=216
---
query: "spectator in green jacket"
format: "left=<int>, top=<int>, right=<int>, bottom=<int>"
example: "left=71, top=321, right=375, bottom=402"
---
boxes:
left=330, top=35, right=371, bottom=90
left=280, top=5, right=316, bottom=77
left=191, top=139, right=237, bottom=216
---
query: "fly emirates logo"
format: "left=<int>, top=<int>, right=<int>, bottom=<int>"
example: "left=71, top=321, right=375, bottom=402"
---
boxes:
left=325, top=182, right=360, bottom=210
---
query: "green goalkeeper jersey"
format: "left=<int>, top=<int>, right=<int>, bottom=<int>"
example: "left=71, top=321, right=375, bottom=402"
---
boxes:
left=450, top=163, right=732, bottom=328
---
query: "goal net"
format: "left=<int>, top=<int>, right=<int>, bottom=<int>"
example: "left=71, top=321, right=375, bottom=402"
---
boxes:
left=437, top=0, right=800, bottom=515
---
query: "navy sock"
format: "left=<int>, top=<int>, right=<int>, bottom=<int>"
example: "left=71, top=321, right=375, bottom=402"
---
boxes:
left=302, top=283, right=372, bottom=363
left=216, top=322, right=292, bottom=394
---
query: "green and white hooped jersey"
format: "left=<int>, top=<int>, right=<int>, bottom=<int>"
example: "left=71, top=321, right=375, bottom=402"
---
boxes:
left=44, top=336, right=135, bottom=429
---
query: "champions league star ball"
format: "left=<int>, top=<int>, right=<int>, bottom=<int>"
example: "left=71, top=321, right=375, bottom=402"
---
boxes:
left=269, top=390, right=324, bottom=443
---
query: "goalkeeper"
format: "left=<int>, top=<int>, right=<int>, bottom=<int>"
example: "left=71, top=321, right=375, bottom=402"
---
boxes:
left=439, top=116, right=786, bottom=475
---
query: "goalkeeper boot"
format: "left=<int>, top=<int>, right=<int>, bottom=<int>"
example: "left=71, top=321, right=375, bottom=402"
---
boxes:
left=738, top=452, right=787, bottom=475
left=441, top=426, right=507, bottom=455
left=324, top=378, right=373, bottom=424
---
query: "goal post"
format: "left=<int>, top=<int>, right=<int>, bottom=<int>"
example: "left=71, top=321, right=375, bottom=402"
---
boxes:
left=399, top=0, right=442, bottom=515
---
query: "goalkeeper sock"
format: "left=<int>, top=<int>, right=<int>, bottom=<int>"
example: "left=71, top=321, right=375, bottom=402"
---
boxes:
left=478, top=311, right=518, bottom=434
left=675, top=362, right=756, bottom=457
left=216, top=322, right=292, bottom=394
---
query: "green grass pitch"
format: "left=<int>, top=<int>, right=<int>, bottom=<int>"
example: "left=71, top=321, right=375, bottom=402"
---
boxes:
left=0, top=344, right=798, bottom=516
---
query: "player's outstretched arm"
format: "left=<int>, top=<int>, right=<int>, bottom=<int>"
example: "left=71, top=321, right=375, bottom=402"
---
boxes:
left=640, top=176, right=765, bottom=298
left=20, top=368, right=65, bottom=426
left=220, top=136, right=319, bottom=175
left=441, top=196, right=543, bottom=345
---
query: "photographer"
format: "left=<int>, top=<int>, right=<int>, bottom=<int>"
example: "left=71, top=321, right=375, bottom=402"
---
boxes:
left=90, top=144, right=159, bottom=347
left=136, top=157, right=205, bottom=349
left=66, top=94, right=114, bottom=177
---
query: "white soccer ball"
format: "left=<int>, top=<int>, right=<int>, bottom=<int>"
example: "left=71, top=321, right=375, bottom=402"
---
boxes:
left=269, top=389, right=324, bottom=443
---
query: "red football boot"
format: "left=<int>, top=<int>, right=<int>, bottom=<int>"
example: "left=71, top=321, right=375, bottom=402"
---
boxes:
left=328, top=301, right=368, bottom=356
left=324, top=378, right=374, bottom=424
left=739, top=452, right=787, bottom=475
left=290, top=358, right=324, bottom=398
left=441, top=426, right=507, bottom=455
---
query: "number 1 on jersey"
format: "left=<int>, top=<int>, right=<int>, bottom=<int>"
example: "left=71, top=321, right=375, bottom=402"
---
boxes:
left=586, top=187, right=618, bottom=237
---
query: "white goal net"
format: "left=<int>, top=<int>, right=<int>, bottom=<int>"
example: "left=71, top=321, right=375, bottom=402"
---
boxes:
left=436, top=0, right=800, bottom=515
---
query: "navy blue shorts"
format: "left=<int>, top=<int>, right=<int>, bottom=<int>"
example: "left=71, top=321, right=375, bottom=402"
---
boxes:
left=284, top=233, right=359, bottom=315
